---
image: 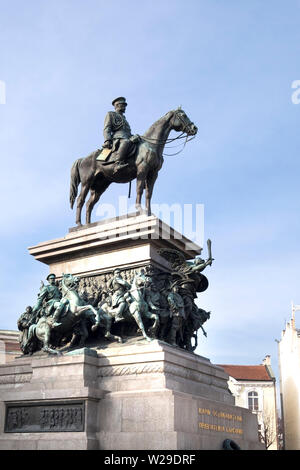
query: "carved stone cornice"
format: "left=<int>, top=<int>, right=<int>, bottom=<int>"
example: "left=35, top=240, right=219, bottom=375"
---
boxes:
left=98, top=361, right=228, bottom=390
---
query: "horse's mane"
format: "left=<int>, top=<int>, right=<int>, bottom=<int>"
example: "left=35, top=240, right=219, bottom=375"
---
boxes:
left=143, top=110, right=175, bottom=138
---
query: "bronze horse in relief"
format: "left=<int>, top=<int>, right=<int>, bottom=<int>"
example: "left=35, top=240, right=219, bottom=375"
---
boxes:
left=70, top=108, right=197, bottom=226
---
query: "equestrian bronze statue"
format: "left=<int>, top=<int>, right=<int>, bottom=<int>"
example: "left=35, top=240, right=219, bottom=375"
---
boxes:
left=70, top=98, right=198, bottom=226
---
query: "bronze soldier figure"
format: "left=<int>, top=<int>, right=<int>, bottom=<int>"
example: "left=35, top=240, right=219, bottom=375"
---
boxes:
left=17, top=306, right=35, bottom=354
left=107, top=268, right=131, bottom=322
left=102, top=97, right=139, bottom=173
left=167, top=285, right=186, bottom=346
left=32, top=274, right=69, bottom=328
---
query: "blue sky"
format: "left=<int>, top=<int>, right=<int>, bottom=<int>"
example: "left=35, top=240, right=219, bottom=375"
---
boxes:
left=1, top=0, right=300, bottom=392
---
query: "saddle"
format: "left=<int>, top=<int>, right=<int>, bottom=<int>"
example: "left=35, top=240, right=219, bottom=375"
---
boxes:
left=96, top=146, right=113, bottom=163
left=95, top=138, right=138, bottom=166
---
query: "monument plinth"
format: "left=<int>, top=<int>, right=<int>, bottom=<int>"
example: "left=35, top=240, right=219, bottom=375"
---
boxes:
left=0, top=214, right=263, bottom=450
left=28, top=213, right=201, bottom=278
left=0, top=339, right=261, bottom=450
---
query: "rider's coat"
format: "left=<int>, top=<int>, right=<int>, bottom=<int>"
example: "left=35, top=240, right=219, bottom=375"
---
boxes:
left=103, top=111, right=132, bottom=142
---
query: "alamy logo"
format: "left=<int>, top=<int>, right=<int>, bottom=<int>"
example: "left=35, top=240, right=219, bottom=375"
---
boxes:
left=95, top=196, right=205, bottom=250
left=291, top=80, right=300, bottom=104
left=0, top=80, right=6, bottom=104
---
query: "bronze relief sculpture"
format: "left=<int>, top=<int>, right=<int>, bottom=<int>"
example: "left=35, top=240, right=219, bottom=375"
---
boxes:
left=18, top=242, right=213, bottom=355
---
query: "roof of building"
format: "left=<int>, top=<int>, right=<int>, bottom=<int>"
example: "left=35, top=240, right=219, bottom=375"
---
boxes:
left=217, top=364, right=274, bottom=381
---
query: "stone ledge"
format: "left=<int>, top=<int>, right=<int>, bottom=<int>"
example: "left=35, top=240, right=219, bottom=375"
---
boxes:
left=27, top=213, right=202, bottom=272
left=1, top=386, right=106, bottom=402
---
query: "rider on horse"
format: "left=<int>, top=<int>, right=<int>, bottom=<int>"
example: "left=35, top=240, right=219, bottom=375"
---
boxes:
left=32, top=274, right=69, bottom=327
left=102, top=97, right=140, bottom=173
left=106, top=268, right=131, bottom=322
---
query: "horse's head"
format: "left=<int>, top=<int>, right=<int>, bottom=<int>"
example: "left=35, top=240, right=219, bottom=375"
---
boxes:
left=170, top=108, right=198, bottom=136
left=61, top=273, right=80, bottom=291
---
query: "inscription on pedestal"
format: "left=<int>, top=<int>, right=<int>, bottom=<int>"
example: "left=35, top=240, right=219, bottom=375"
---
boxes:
left=5, top=401, right=85, bottom=433
left=198, top=406, right=244, bottom=436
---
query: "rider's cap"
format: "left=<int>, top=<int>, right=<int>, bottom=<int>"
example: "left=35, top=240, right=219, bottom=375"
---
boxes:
left=112, top=97, right=127, bottom=106
left=46, top=273, right=56, bottom=280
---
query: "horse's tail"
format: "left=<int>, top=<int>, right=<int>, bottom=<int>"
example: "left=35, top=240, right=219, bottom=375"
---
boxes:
left=70, top=158, right=83, bottom=209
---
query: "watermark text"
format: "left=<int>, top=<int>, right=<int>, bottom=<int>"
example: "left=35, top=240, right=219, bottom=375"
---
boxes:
left=291, top=80, right=300, bottom=104
left=96, top=196, right=205, bottom=250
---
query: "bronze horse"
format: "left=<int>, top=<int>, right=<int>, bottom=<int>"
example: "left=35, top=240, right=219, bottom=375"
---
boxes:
left=70, top=108, right=197, bottom=226
left=27, top=274, right=97, bottom=355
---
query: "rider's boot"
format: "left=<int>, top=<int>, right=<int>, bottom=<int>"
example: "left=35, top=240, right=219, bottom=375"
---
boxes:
left=114, top=303, right=125, bottom=323
left=113, top=140, right=130, bottom=174
left=168, top=327, right=178, bottom=346
left=52, top=307, right=63, bottom=327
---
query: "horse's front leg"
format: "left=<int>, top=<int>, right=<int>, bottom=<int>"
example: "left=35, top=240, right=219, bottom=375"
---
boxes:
left=145, top=172, right=158, bottom=216
left=75, top=304, right=97, bottom=323
left=130, top=307, right=152, bottom=342
left=135, top=177, right=145, bottom=213
left=144, top=309, right=160, bottom=338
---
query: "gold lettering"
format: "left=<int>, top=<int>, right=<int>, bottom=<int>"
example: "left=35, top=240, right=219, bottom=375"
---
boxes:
left=225, top=426, right=244, bottom=435
left=199, top=422, right=227, bottom=433
left=199, top=421, right=210, bottom=430
left=198, top=408, right=211, bottom=416
left=209, top=409, right=243, bottom=421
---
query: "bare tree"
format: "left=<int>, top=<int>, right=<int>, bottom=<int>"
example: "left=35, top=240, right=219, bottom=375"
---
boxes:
left=258, top=410, right=278, bottom=450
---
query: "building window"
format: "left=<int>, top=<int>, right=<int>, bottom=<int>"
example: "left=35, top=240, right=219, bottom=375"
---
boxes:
left=248, top=391, right=259, bottom=411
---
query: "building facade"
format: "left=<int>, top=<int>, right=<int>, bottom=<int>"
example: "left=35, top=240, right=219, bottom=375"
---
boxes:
left=278, top=307, right=300, bottom=450
left=0, top=330, right=21, bottom=364
left=218, top=356, right=278, bottom=450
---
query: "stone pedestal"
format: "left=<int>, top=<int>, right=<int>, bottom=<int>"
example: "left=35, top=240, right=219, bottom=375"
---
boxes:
left=0, top=214, right=263, bottom=450
left=0, top=341, right=262, bottom=450
left=28, top=212, right=202, bottom=278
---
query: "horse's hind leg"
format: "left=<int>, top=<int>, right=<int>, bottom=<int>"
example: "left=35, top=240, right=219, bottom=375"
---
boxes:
left=58, top=332, right=78, bottom=352
left=42, top=326, right=61, bottom=355
left=86, top=179, right=111, bottom=225
left=76, top=183, right=91, bottom=226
